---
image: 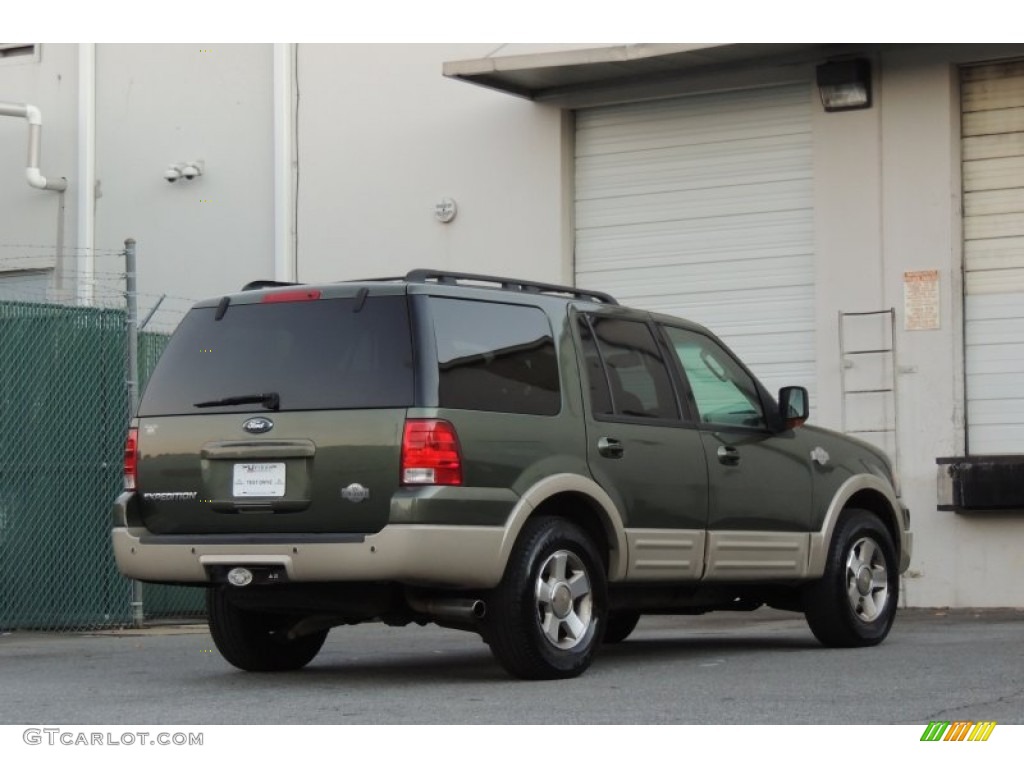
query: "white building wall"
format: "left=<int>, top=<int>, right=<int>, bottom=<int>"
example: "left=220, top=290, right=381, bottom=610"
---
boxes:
left=0, top=44, right=79, bottom=294
left=881, top=47, right=1024, bottom=606
left=295, top=44, right=572, bottom=285
left=876, top=51, right=964, bottom=606
left=1, top=43, right=578, bottom=315
left=93, top=44, right=275, bottom=328
left=811, top=69, right=885, bottom=434
left=811, top=45, right=1024, bottom=606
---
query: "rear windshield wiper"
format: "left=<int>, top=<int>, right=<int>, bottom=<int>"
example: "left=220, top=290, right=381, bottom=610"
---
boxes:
left=193, top=392, right=280, bottom=411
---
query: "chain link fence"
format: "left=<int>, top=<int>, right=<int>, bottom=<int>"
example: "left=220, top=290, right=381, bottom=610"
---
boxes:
left=0, top=244, right=203, bottom=630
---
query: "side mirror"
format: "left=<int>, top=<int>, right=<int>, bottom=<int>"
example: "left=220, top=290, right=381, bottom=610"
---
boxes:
left=778, top=386, right=809, bottom=429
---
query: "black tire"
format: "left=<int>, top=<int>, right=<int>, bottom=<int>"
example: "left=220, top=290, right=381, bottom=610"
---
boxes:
left=803, top=509, right=899, bottom=648
left=207, top=587, right=328, bottom=672
left=485, top=517, right=608, bottom=680
left=603, top=611, right=641, bottom=644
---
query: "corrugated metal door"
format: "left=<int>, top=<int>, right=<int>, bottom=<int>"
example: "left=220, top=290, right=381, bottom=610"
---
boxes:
left=574, top=83, right=815, bottom=400
left=963, top=60, right=1024, bottom=454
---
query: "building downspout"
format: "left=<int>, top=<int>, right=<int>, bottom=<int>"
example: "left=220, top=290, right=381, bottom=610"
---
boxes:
left=0, top=99, right=69, bottom=293
left=273, top=43, right=296, bottom=282
left=77, top=44, right=96, bottom=305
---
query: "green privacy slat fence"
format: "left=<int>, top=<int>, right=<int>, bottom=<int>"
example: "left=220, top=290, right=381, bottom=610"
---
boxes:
left=134, top=330, right=206, bottom=622
left=0, top=300, right=202, bottom=630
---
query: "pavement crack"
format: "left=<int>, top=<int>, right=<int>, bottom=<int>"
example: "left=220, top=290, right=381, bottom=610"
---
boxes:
left=923, top=687, right=1024, bottom=721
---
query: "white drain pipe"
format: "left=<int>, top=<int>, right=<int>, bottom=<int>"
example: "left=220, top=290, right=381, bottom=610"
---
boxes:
left=273, top=43, right=296, bottom=282
left=1, top=99, right=69, bottom=294
left=0, top=101, right=68, bottom=192
left=77, top=44, right=96, bottom=305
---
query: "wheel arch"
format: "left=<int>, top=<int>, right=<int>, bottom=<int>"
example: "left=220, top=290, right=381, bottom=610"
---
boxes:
left=498, top=473, right=628, bottom=583
left=808, top=474, right=909, bottom=578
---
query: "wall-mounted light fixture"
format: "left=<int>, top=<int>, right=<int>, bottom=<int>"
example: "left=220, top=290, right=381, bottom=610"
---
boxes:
left=816, top=59, right=872, bottom=112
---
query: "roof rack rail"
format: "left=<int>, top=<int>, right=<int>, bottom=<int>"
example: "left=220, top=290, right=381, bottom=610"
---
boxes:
left=405, top=268, right=618, bottom=305
left=242, top=280, right=300, bottom=291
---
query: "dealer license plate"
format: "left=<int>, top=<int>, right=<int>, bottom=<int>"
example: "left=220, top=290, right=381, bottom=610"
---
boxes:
left=233, top=462, right=286, bottom=497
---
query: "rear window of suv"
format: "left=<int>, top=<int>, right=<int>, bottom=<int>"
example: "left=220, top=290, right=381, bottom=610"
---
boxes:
left=139, top=295, right=414, bottom=416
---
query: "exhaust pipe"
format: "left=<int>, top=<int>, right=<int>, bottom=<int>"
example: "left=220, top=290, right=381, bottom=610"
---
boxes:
left=406, top=595, right=486, bottom=622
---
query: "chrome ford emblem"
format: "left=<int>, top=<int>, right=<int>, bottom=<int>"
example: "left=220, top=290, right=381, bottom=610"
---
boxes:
left=342, top=483, right=370, bottom=503
left=242, top=417, right=274, bottom=434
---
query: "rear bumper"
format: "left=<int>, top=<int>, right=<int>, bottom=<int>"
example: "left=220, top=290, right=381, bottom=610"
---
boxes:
left=112, top=523, right=508, bottom=589
left=112, top=483, right=518, bottom=589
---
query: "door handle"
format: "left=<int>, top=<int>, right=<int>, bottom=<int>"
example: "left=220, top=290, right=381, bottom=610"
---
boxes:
left=717, top=445, right=740, bottom=466
left=597, top=437, right=624, bottom=459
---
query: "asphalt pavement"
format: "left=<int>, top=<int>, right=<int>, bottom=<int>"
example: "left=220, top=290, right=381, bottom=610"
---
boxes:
left=1, top=607, right=1021, bottom=725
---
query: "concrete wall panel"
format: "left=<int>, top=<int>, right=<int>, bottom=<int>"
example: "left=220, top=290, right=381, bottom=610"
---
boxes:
left=94, top=44, right=274, bottom=328
left=294, top=44, right=570, bottom=285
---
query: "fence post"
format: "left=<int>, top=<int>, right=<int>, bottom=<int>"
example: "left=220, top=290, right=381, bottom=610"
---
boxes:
left=125, top=237, right=144, bottom=628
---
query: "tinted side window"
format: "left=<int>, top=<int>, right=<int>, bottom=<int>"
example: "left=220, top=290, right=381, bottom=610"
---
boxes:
left=577, top=318, right=613, bottom=416
left=432, top=298, right=560, bottom=416
left=663, top=326, right=766, bottom=429
left=140, top=295, right=414, bottom=416
left=580, top=315, right=679, bottom=420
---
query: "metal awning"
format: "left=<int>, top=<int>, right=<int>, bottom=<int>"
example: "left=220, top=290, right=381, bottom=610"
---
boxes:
left=442, top=43, right=824, bottom=106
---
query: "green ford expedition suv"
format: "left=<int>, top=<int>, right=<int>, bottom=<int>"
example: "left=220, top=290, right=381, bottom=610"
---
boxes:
left=112, top=269, right=912, bottom=679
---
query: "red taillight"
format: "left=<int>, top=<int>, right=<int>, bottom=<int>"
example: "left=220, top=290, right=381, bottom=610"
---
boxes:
left=261, top=289, right=321, bottom=303
left=124, top=427, right=138, bottom=491
left=401, top=419, right=462, bottom=486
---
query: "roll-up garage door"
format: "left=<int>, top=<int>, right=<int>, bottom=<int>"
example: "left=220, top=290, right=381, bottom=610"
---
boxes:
left=962, top=60, right=1024, bottom=454
left=574, top=82, right=815, bottom=401
left=0, top=270, right=52, bottom=302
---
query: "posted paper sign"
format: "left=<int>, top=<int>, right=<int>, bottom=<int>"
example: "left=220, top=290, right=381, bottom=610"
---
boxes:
left=903, top=270, right=940, bottom=330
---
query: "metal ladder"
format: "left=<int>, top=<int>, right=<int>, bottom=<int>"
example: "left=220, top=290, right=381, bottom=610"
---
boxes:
left=838, top=308, right=899, bottom=473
